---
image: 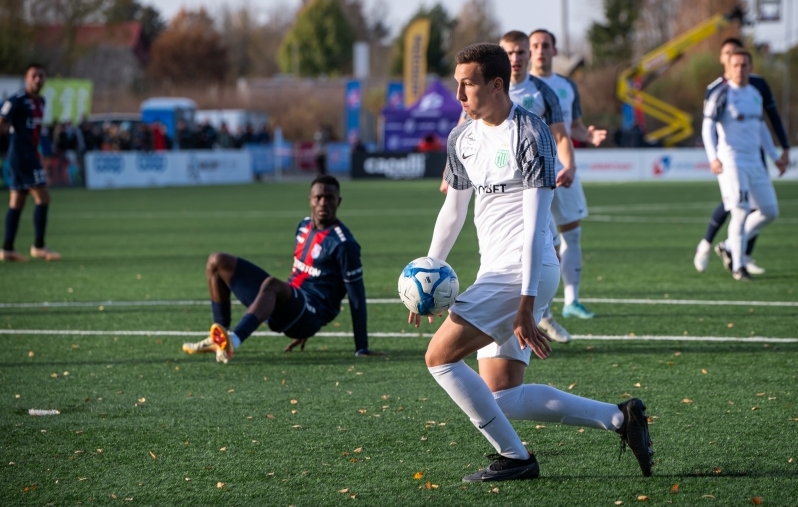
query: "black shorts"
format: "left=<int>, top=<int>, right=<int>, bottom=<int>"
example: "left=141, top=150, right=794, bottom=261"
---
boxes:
left=4, top=157, right=47, bottom=191
left=229, top=257, right=323, bottom=339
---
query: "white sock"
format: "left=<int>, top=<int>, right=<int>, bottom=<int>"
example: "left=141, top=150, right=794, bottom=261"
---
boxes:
left=744, top=205, right=779, bottom=239
left=727, top=206, right=748, bottom=272
left=230, top=332, right=242, bottom=349
left=560, top=227, right=582, bottom=305
left=429, top=361, right=529, bottom=459
left=494, top=384, right=624, bottom=431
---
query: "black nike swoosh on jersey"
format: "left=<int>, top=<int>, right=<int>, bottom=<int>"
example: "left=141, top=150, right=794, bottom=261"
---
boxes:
left=478, top=417, right=496, bottom=429
left=462, top=153, right=474, bottom=159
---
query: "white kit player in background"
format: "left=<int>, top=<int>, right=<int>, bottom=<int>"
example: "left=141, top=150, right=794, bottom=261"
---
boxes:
left=410, top=43, right=653, bottom=482
left=529, top=29, right=607, bottom=321
left=702, top=48, right=787, bottom=281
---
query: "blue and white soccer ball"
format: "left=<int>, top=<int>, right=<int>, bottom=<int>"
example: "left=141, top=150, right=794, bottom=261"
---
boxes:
left=398, top=257, right=459, bottom=316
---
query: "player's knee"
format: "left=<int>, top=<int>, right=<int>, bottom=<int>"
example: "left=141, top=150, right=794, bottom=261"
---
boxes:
left=206, top=252, right=235, bottom=275
left=762, top=204, right=779, bottom=222
left=260, top=276, right=282, bottom=294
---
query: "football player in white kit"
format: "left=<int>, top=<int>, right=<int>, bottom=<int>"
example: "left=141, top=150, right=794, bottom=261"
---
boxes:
left=701, top=48, right=786, bottom=280
left=411, top=43, right=653, bottom=482
left=440, top=30, right=577, bottom=343
left=530, top=29, right=607, bottom=320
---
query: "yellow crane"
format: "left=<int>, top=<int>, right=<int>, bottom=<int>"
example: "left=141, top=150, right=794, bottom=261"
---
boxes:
left=616, top=7, right=744, bottom=146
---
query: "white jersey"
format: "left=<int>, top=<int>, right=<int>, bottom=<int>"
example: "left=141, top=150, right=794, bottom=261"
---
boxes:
left=444, top=105, right=559, bottom=277
left=509, top=75, right=564, bottom=126
left=702, top=82, right=779, bottom=168
left=536, top=73, right=582, bottom=170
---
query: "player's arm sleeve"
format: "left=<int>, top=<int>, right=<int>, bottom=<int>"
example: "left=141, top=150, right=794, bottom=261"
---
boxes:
left=538, top=80, right=564, bottom=125
left=702, top=117, right=719, bottom=162
left=755, top=78, right=789, bottom=149
left=521, top=187, right=554, bottom=296
left=338, top=242, right=369, bottom=352
left=569, top=78, right=583, bottom=120
left=0, top=97, right=15, bottom=123
left=760, top=121, right=779, bottom=162
left=428, top=186, right=472, bottom=261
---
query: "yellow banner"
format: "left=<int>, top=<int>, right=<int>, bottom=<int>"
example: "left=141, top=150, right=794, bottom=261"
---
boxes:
left=403, top=18, right=430, bottom=108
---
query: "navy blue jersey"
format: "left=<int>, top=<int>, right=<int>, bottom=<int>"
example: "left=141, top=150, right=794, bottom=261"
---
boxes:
left=0, top=90, right=45, bottom=170
left=288, top=218, right=364, bottom=324
left=706, top=74, right=788, bottom=149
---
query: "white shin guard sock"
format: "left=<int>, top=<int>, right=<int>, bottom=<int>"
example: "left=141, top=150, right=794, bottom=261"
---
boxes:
left=560, top=227, right=582, bottom=305
left=429, top=361, right=529, bottom=459
left=493, top=384, right=624, bottom=431
left=727, top=206, right=748, bottom=272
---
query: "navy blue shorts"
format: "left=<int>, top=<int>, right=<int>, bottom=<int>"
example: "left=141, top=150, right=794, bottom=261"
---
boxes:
left=4, top=158, right=47, bottom=191
left=229, top=257, right=323, bottom=339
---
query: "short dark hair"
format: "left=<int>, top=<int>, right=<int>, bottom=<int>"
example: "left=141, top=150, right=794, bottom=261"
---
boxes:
left=721, top=37, right=743, bottom=49
left=455, top=43, right=511, bottom=94
left=500, top=30, right=529, bottom=45
left=311, top=174, right=340, bottom=190
left=529, top=29, right=556, bottom=48
left=26, top=63, right=45, bottom=74
left=730, top=47, right=752, bottom=63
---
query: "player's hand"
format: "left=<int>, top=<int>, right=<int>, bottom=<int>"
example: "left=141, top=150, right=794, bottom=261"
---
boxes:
left=408, top=311, right=435, bottom=328
left=440, top=178, right=449, bottom=194
left=710, top=159, right=723, bottom=175
left=284, top=338, right=307, bottom=352
left=587, top=125, right=607, bottom=147
left=556, top=166, right=575, bottom=188
left=776, top=151, right=789, bottom=176
left=513, top=310, right=552, bottom=360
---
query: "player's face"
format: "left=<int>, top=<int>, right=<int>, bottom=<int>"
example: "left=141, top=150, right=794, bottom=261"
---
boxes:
left=728, top=54, right=751, bottom=85
left=500, top=39, right=530, bottom=83
left=309, top=183, right=341, bottom=226
left=529, top=32, right=557, bottom=74
left=25, top=67, right=46, bottom=95
left=454, top=62, right=501, bottom=120
left=719, top=43, right=740, bottom=69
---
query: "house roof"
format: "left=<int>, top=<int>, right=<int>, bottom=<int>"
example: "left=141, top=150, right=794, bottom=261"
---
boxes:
left=35, top=22, right=143, bottom=49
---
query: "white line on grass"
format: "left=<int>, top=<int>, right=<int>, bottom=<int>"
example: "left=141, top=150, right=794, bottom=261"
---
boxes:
left=0, top=329, right=795, bottom=343
left=2, top=297, right=797, bottom=309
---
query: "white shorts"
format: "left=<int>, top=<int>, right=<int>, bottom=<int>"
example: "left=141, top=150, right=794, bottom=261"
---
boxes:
left=449, top=264, right=560, bottom=365
left=551, top=173, right=588, bottom=226
left=717, top=163, right=777, bottom=212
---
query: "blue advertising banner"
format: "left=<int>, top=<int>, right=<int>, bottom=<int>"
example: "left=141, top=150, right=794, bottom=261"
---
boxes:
left=345, top=80, right=362, bottom=144
left=385, top=82, right=404, bottom=111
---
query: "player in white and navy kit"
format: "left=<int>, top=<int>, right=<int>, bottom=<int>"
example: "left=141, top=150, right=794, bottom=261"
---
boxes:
left=410, top=44, right=652, bottom=482
left=701, top=48, right=786, bottom=281
left=529, top=29, right=607, bottom=321
left=693, top=37, right=790, bottom=274
left=182, top=175, right=383, bottom=362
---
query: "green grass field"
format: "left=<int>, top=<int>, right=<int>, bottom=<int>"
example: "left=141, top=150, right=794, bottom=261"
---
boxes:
left=1, top=180, right=797, bottom=506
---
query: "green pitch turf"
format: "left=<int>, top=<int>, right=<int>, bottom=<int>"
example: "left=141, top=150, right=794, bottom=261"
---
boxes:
left=1, top=180, right=797, bottom=505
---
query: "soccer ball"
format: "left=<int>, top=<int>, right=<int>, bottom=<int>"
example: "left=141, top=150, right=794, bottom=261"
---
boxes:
left=398, top=257, right=459, bottom=316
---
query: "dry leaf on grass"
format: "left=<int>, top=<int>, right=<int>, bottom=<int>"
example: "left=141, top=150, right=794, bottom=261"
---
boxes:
left=535, top=425, right=546, bottom=429
left=713, top=467, right=721, bottom=474
left=148, top=451, right=157, bottom=460
left=702, top=494, right=715, bottom=498
left=290, top=399, right=298, bottom=405
left=339, top=488, right=349, bottom=493
left=752, top=498, right=762, bottom=505
left=637, top=495, right=648, bottom=501
left=353, top=447, right=363, bottom=454
left=568, top=383, right=577, bottom=390
left=683, top=399, right=693, bottom=404
left=670, top=484, right=679, bottom=493
left=413, top=472, right=424, bottom=480
left=490, top=487, right=499, bottom=493
left=702, top=369, right=708, bottom=374
left=217, top=482, right=225, bottom=488
left=633, top=383, right=641, bottom=388
left=615, top=502, right=623, bottom=506
left=621, top=393, right=631, bottom=399
left=358, top=409, right=367, bottom=414
left=266, top=414, right=275, bottom=420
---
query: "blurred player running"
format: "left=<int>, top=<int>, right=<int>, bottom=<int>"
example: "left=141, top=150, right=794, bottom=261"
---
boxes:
left=411, top=43, right=652, bottom=482
left=529, top=29, right=605, bottom=320
left=0, top=63, right=61, bottom=262
left=701, top=48, right=786, bottom=281
left=693, top=37, right=790, bottom=274
left=182, top=175, right=383, bottom=362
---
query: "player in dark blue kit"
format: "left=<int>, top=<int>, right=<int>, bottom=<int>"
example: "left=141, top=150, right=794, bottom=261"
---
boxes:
left=182, top=175, right=382, bottom=362
left=693, top=38, right=790, bottom=274
left=0, top=63, right=61, bottom=262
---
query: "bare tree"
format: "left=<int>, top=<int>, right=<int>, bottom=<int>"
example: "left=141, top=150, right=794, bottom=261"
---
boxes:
left=449, top=0, right=501, bottom=54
